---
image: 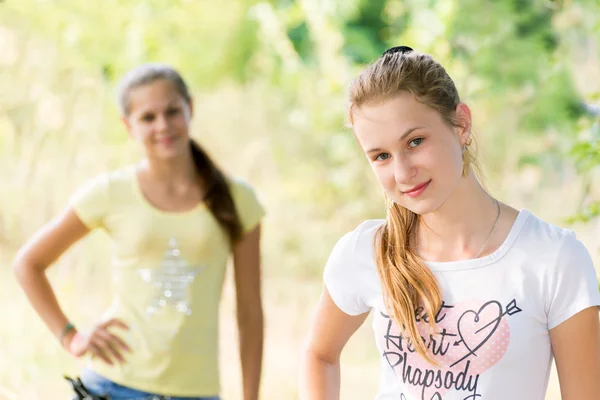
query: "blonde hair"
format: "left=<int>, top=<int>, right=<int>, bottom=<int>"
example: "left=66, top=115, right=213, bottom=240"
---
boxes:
left=348, top=48, right=474, bottom=364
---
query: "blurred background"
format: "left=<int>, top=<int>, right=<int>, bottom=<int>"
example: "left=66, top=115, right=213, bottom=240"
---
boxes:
left=1, top=0, right=599, bottom=399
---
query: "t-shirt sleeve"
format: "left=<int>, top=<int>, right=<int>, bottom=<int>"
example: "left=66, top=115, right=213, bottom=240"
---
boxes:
left=229, top=178, right=265, bottom=234
left=68, top=174, right=110, bottom=230
left=546, top=231, right=600, bottom=330
left=323, top=227, right=372, bottom=316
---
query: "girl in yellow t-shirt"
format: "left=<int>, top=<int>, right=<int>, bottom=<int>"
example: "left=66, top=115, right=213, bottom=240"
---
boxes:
left=13, top=64, right=265, bottom=400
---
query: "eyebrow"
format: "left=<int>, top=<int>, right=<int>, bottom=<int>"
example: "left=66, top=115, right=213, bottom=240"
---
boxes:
left=365, top=126, right=425, bottom=154
left=138, top=102, right=180, bottom=116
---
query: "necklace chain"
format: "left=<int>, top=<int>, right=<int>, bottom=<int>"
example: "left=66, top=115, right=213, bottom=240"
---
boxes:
left=416, top=199, right=501, bottom=260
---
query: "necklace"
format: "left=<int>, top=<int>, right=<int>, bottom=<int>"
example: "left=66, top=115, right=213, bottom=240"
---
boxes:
left=416, top=199, right=501, bottom=260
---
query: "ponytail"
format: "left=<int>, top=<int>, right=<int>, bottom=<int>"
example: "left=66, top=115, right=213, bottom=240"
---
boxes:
left=190, top=139, right=243, bottom=245
left=375, top=202, right=442, bottom=365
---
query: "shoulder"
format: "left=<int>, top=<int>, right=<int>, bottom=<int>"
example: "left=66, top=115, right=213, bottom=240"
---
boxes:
left=323, top=219, right=385, bottom=315
left=353, top=219, right=386, bottom=261
left=519, top=211, right=600, bottom=329
left=516, top=209, right=581, bottom=255
left=82, top=165, right=135, bottom=188
left=325, top=219, right=385, bottom=274
left=71, top=165, right=136, bottom=204
left=226, top=175, right=263, bottom=208
left=519, top=209, right=571, bottom=242
left=225, top=175, right=262, bottom=205
left=69, top=167, right=135, bottom=228
left=104, top=165, right=136, bottom=189
left=225, top=175, right=265, bottom=231
left=227, top=175, right=256, bottom=193
left=515, top=209, right=594, bottom=274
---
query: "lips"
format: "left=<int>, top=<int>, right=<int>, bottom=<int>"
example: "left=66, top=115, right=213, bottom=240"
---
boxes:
left=157, top=137, right=176, bottom=145
left=402, top=180, right=431, bottom=198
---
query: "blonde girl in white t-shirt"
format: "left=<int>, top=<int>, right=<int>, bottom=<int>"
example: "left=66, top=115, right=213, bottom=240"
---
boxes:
left=300, top=46, right=600, bottom=400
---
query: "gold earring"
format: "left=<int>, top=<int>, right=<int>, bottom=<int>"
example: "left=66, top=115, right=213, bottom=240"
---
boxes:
left=462, top=145, right=471, bottom=177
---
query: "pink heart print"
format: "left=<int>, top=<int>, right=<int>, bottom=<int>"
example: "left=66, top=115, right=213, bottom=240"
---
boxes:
left=377, top=299, right=522, bottom=400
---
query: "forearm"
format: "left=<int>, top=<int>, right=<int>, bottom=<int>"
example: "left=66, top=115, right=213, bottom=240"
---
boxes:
left=300, top=351, right=341, bottom=400
left=238, top=309, right=264, bottom=400
left=13, top=264, right=72, bottom=343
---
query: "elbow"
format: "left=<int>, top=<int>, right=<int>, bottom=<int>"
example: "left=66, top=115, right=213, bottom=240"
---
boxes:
left=12, top=262, right=29, bottom=284
left=12, top=253, right=43, bottom=282
left=302, top=342, right=339, bottom=366
left=12, top=253, right=27, bottom=279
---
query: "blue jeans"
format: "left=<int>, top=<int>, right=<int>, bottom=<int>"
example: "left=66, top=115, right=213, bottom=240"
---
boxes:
left=80, top=369, right=220, bottom=400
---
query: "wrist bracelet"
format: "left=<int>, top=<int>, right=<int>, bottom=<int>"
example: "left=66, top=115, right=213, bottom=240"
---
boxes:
left=59, top=321, right=76, bottom=343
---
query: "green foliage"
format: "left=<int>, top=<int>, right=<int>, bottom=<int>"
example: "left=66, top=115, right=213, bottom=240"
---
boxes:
left=565, top=119, right=600, bottom=224
left=3, top=0, right=263, bottom=88
left=1, top=0, right=599, bottom=273
left=342, top=0, right=389, bottom=63
left=448, top=0, right=577, bottom=135
left=570, top=139, right=600, bottom=173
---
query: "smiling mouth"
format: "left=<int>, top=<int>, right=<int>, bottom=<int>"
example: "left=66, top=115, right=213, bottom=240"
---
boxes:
left=402, top=180, right=431, bottom=197
left=157, top=137, right=176, bottom=144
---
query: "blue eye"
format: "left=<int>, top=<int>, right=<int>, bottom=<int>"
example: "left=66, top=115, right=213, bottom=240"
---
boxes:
left=375, top=153, right=391, bottom=161
left=409, top=138, right=423, bottom=148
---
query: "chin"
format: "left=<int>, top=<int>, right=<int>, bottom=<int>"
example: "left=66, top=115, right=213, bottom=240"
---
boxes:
left=397, top=198, right=442, bottom=217
left=157, top=144, right=189, bottom=158
left=152, top=149, right=183, bottom=161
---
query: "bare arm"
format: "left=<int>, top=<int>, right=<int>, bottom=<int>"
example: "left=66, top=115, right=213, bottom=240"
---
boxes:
left=13, top=207, right=90, bottom=343
left=551, top=306, right=600, bottom=400
left=233, top=224, right=264, bottom=400
left=12, top=207, right=129, bottom=364
left=300, top=286, right=369, bottom=400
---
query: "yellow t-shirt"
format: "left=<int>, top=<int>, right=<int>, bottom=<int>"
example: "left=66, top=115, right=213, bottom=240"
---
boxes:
left=69, top=165, right=265, bottom=397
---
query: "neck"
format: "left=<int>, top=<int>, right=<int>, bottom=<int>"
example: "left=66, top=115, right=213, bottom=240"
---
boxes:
left=417, top=174, right=500, bottom=261
left=141, top=148, right=197, bottom=186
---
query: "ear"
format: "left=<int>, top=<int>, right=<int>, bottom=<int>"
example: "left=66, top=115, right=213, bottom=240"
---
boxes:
left=120, top=116, right=133, bottom=137
left=187, top=97, right=194, bottom=119
left=455, top=102, right=472, bottom=146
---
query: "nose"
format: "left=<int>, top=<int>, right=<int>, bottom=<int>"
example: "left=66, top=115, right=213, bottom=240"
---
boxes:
left=393, top=156, right=415, bottom=185
left=155, top=114, right=169, bottom=132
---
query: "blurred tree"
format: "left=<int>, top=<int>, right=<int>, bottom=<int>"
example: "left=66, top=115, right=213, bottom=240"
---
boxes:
left=2, top=0, right=263, bottom=88
left=341, top=0, right=389, bottom=64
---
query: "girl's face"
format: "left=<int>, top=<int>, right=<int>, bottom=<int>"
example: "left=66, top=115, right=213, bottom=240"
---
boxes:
left=123, top=79, right=193, bottom=160
left=352, top=91, right=471, bottom=216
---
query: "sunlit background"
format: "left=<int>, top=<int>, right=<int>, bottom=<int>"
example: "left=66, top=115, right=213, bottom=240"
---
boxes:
left=1, top=1, right=599, bottom=399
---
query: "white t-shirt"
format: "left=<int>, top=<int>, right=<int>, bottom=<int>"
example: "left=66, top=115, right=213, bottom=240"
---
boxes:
left=324, top=209, right=600, bottom=400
